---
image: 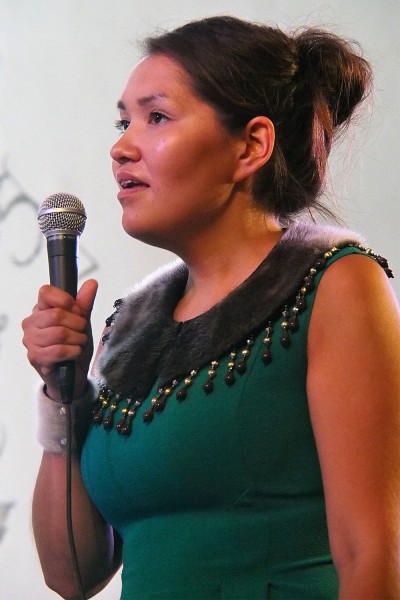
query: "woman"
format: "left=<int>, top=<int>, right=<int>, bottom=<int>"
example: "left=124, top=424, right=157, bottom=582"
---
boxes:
left=22, top=15, right=399, bottom=600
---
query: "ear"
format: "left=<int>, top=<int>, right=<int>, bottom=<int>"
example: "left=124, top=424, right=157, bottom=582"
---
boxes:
left=233, top=116, right=275, bottom=183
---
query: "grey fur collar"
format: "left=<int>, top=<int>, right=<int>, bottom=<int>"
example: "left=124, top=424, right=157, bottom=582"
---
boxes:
left=97, top=221, right=365, bottom=399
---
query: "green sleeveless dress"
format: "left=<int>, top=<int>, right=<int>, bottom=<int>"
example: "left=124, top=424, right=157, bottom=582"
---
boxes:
left=81, top=227, right=389, bottom=599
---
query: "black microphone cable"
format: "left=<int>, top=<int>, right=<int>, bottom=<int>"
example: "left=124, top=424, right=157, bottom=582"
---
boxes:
left=63, top=389, right=87, bottom=600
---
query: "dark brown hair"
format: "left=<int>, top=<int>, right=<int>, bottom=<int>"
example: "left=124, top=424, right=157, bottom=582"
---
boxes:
left=144, top=15, right=372, bottom=220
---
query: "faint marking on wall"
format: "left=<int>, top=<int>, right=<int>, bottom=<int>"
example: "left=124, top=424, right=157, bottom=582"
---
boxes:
left=0, top=164, right=99, bottom=545
left=0, top=427, right=13, bottom=544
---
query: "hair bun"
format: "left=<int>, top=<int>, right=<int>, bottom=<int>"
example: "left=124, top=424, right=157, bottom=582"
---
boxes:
left=294, top=29, right=372, bottom=127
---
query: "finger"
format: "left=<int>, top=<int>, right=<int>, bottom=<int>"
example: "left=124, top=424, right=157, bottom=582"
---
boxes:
left=31, top=324, right=89, bottom=348
left=76, top=279, right=98, bottom=317
left=23, top=306, right=89, bottom=336
left=24, top=322, right=90, bottom=366
left=36, top=285, right=77, bottom=312
left=34, top=280, right=97, bottom=319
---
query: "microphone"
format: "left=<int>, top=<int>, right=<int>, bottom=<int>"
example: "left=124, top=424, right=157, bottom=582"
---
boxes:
left=38, top=193, right=87, bottom=403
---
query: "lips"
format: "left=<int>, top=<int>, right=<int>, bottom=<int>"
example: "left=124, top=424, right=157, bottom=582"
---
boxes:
left=116, top=172, right=149, bottom=204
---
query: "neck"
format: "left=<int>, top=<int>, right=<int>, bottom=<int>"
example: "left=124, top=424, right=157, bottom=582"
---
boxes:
left=173, top=211, right=282, bottom=322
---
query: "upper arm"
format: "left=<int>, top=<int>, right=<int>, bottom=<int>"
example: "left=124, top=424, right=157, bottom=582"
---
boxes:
left=307, top=254, right=400, bottom=570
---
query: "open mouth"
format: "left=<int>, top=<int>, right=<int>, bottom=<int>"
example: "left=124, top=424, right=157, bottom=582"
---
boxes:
left=120, top=179, right=148, bottom=189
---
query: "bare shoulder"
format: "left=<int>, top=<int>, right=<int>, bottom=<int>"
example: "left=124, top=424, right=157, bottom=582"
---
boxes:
left=309, top=251, right=400, bottom=356
left=307, top=251, right=400, bottom=406
left=316, top=250, right=397, bottom=304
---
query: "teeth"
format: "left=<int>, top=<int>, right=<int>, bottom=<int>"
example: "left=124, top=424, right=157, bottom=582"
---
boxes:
left=122, top=180, right=136, bottom=189
left=121, top=179, right=145, bottom=189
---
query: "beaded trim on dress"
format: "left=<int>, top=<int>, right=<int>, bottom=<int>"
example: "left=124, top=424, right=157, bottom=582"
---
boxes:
left=91, top=222, right=393, bottom=435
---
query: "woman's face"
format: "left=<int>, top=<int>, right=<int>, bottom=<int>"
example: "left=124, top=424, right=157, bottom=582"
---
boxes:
left=110, top=53, right=245, bottom=250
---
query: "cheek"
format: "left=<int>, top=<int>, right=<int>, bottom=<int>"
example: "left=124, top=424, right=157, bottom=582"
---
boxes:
left=151, top=146, right=197, bottom=190
left=151, top=126, right=236, bottom=193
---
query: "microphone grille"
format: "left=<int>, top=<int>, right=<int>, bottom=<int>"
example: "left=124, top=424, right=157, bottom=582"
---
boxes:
left=38, top=193, right=87, bottom=237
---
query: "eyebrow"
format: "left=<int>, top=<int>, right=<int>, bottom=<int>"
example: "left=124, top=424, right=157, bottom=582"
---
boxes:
left=117, top=93, right=169, bottom=111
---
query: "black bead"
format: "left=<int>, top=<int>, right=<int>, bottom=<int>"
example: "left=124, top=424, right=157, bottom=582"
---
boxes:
left=92, top=409, right=104, bottom=424
left=303, top=276, right=315, bottom=291
left=116, top=416, right=126, bottom=432
left=120, top=419, right=132, bottom=436
left=103, top=412, right=114, bottom=430
left=203, top=380, right=214, bottom=394
left=280, top=330, right=291, bottom=348
left=376, top=255, right=388, bottom=268
left=262, top=349, right=272, bottom=364
left=105, top=315, right=114, bottom=327
left=176, top=387, right=188, bottom=400
left=296, top=296, right=307, bottom=312
left=143, top=408, right=154, bottom=423
left=154, top=397, right=166, bottom=412
left=235, top=359, right=247, bottom=374
left=224, top=370, right=235, bottom=386
left=314, top=258, right=326, bottom=271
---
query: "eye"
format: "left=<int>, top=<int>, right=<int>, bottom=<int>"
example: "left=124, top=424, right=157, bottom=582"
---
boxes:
left=114, top=119, right=130, bottom=134
left=149, top=111, right=168, bottom=125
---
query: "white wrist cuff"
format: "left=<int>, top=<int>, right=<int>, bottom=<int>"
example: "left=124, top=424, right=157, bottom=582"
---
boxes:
left=36, top=381, right=97, bottom=454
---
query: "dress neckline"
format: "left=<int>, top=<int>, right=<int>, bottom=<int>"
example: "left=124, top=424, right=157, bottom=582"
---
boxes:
left=172, top=231, right=286, bottom=326
left=97, top=221, right=366, bottom=399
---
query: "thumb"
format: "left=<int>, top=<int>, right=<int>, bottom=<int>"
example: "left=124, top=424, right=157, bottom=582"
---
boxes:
left=76, top=279, right=98, bottom=316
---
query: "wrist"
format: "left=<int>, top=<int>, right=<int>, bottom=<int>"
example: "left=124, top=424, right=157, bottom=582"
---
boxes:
left=36, top=380, right=97, bottom=454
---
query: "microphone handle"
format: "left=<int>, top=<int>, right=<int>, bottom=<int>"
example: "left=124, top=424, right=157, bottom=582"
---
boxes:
left=47, top=235, right=78, bottom=297
left=47, top=234, right=79, bottom=403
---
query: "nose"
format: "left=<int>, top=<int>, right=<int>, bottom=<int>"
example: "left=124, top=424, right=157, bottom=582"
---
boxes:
left=110, top=129, right=141, bottom=163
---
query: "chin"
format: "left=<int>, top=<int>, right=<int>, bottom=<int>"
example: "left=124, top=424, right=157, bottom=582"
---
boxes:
left=122, top=221, right=170, bottom=250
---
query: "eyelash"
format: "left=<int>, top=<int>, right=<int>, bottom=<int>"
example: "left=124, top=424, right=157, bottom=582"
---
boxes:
left=114, top=119, right=129, bottom=133
left=149, top=111, right=168, bottom=124
left=114, top=112, right=168, bottom=134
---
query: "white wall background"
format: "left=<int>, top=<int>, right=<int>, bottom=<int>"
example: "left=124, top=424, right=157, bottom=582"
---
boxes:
left=0, top=1, right=398, bottom=598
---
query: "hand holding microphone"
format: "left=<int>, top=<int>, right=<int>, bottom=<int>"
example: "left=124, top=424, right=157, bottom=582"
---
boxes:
left=22, top=193, right=98, bottom=403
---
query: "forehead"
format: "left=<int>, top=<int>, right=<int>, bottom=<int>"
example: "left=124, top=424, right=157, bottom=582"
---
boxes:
left=120, top=54, right=192, bottom=104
